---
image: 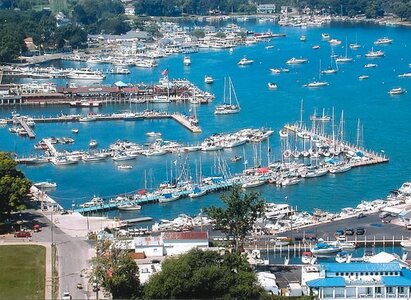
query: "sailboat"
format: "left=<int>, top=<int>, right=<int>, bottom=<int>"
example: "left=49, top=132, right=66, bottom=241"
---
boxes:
left=214, top=77, right=241, bottom=115
left=305, top=60, right=329, bottom=88
left=335, top=37, right=353, bottom=63
left=321, top=50, right=338, bottom=75
left=349, top=33, right=361, bottom=49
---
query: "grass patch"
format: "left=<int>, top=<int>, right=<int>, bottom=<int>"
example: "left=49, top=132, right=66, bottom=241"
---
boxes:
left=0, top=245, right=45, bottom=299
left=52, top=244, right=59, bottom=300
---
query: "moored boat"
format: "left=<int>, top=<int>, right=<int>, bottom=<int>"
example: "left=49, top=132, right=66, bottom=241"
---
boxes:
left=118, top=203, right=141, bottom=210
left=34, top=181, right=57, bottom=189
left=237, top=57, right=254, bottom=66
left=311, top=241, right=342, bottom=255
left=389, top=87, right=406, bottom=95
left=204, top=75, right=214, bottom=84
left=268, top=82, right=277, bottom=89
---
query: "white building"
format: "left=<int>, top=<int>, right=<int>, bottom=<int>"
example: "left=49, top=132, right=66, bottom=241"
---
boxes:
left=134, top=235, right=164, bottom=257
left=137, top=262, right=162, bottom=284
left=257, top=4, right=276, bottom=14
left=257, top=272, right=279, bottom=295
left=162, top=231, right=209, bottom=256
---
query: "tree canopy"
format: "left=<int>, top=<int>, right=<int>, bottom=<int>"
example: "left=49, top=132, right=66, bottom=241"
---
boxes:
left=142, top=248, right=265, bottom=299
left=91, top=240, right=141, bottom=299
left=205, top=185, right=265, bottom=251
left=0, top=152, right=31, bottom=218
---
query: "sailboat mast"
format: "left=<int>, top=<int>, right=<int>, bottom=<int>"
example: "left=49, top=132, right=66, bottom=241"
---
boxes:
left=299, top=99, right=304, bottom=128
left=356, top=119, right=361, bottom=148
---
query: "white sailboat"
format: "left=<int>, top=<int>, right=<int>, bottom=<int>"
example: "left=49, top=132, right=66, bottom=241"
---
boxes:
left=335, top=37, right=353, bottom=63
left=214, top=77, right=241, bottom=115
left=305, top=60, right=329, bottom=88
left=321, top=50, right=338, bottom=75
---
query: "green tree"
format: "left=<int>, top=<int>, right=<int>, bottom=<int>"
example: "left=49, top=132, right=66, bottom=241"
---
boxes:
left=0, top=153, right=31, bottom=218
left=91, top=240, right=140, bottom=299
left=143, top=248, right=265, bottom=299
left=191, top=28, right=205, bottom=38
left=205, top=185, right=265, bottom=251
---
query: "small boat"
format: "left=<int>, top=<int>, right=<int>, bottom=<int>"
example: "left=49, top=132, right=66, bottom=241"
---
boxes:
left=118, top=165, right=133, bottom=170
left=301, top=251, right=315, bottom=264
left=321, top=33, right=330, bottom=40
left=204, top=75, right=214, bottom=84
left=89, top=139, right=98, bottom=148
left=364, top=63, right=378, bottom=68
left=349, top=43, right=361, bottom=50
left=300, top=35, right=306, bottom=42
left=358, top=75, right=369, bottom=80
left=265, top=45, right=275, bottom=49
left=34, top=181, right=57, bottom=189
left=374, top=37, right=393, bottom=45
left=183, top=55, right=191, bottom=66
left=71, top=128, right=79, bottom=134
left=365, top=48, right=384, bottom=58
left=267, top=82, right=277, bottom=89
left=328, top=39, right=341, bottom=45
left=158, top=192, right=180, bottom=203
left=118, top=203, right=141, bottom=210
left=389, top=87, right=406, bottom=95
left=312, top=45, right=320, bottom=50
left=237, top=57, right=254, bottom=66
left=398, top=72, right=411, bottom=78
left=146, top=132, right=162, bottom=137
left=400, top=239, right=411, bottom=251
left=286, top=57, right=308, bottom=65
left=231, top=155, right=242, bottom=162
left=335, top=251, right=351, bottom=263
left=305, top=81, right=329, bottom=88
left=311, top=241, right=342, bottom=255
left=188, top=186, right=208, bottom=198
left=242, top=178, right=266, bottom=189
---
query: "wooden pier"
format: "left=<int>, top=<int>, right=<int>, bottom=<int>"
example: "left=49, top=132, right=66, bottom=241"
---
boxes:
left=12, top=116, right=36, bottom=138
left=171, top=113, right=202, bottom=133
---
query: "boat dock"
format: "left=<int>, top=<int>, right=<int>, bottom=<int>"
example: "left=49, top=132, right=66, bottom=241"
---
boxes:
left=12, top=116, right=36, bottom=138
left=122, top=217, right=153, bottom=224
left=6, top=112, right=202, bottom=134
left=283, top=124, right=389, bottom=166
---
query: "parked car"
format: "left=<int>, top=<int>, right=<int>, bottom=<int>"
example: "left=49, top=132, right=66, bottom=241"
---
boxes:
left=14, top=231, right=31, bottom=238
left=62, top=291, right=72, bottom=300
left=76, top=283, right=83, bottom=289
left=335, top=229, right=344, bottom=236
left=345, top=227, right=354, bottom=236
left=356, top=227, right=365, bottom=235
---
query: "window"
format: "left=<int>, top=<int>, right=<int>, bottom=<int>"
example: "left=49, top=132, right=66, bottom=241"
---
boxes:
left=376, top=287, right=382, bottom=294
left=399, top=287, right=405, bottom=294
left=387, top=287, right=394, bottom=294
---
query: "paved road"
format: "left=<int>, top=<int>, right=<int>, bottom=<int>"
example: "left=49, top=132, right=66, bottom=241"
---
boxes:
left=28, top=210, right=94, bottom=300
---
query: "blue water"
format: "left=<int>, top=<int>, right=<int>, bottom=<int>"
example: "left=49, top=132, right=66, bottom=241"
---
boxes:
left=1, top=21, right=411, bottom=221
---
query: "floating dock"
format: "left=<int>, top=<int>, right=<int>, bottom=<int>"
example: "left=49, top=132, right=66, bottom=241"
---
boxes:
left=12, top=116, right=35, bottom=138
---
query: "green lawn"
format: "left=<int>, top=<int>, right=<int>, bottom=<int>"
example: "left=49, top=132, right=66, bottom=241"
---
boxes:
left=0, top=245, right=45, bottom=300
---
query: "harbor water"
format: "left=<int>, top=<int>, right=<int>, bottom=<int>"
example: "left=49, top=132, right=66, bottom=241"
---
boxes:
left=1, top=20, right=411, bottom=221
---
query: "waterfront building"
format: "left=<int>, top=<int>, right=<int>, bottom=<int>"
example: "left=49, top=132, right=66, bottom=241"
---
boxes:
left=134, top=235, right=164, bottom=257
left=303, top=262, right=411, bottom=299
left=257, top=4, right=276, bottom=14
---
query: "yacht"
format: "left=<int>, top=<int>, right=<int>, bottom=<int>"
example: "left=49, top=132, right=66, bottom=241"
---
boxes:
left=364, top=63, right=378, bottom=68
left=66, top=68, right=105, bottom=80
left=389, top=87, right=406, bottom=95
left=349, top=43, right=361, bottom=49
left=335, top=56, right=353, bottom=63
left=112, top=153, right=137, bottom=161
left=135, top=59, right=158, bottom=68
left=118, top=165, right=133, bottom=170
left=108, top=67, right=130, bottom=74
left=34, top=181, right=57, bottom=189
left=374, top=37, right=393, bottom=45
left=268, top=82, right=277, bottom=89
left=158, top=192, right=180, bottom=203
left=321, top=33, right=330, bottom=40
left=365, top=48, right=384, bottom=58
left=79, top=115, right=97, bottom=122
left=358, top=75, right=369, bottom=80
left=305, top=81, right=329, bottom=88
left=89, top=139, right=98, bottom=148
left=71, top=128, right=79, bottom=134
left=80, top=195, right=103, bottom=208
left=311, top=241, right=342, bottom=255
left=146, top=132, right=162, bottom=137
left=237, top=57, right=254, bottom=66
left=204, top=75, right=214, bottom=84
left=286, top=57, right=308, bottom=65
left=118, top=203, right=141, bottom=210
left=183, top=55, right=191, bottom=66
left=188, top=186, right=208, bottom=198
left=214, top=77, right=240, bottom=115
left=398, top=182, right=411, bottom=195
left=329, top=164, right=352, bottom=174
left=328, top=39, right=341, bottom=45
left=398, top=72, right=411, bottom=78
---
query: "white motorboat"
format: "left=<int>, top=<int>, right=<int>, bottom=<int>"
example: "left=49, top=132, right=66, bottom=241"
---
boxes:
left=328, top=39, right=341, bottom=45
left=158, top=192, right=180, bottom=203
left=112, top=153, right=137, bottom=161
left=399, top=72, right=411, bottom=78
left=301, top=251, right=315, bottom=264
left=242, top=178, right=266, bottom=189
left=329, top=164, right=352, bottom=174
left=89, top=139, right=98, bottom=148
left=399, top=182, right=411, bottom=195
left=231, top=155, right=242, bottom=162
left=237, top=57, right=254, bottom=66
left=349, top=43, right=361, bottom=49
left=34, top=181, right=57, bottom=189
left=321, top=33, right=330, bottom=40
left=83, top=153, right=106, bottom=162
left=286, top=57, right=308, bottom=65
left=188, top=186, right=208, bottom=198
left=365, top=63, right=378, bottom=68
left=311, top=242, right=342, bottom=255
left=214, top=77, right=240, bottom=115
left=306, top=81, right=329, bottom=88
left=279, top=129, right=288, bottom=138
left=358, top=75, right=369, bottom=80
left=204, top=75, right=214, bottom=84
left=80, top=195, right=103, bottom=208
left=365, top=48, right=384, bottom=58
left=374, top=37, right=393, bottom=45
left=71, top=128, right=79, bottom=134
left=118, top=203, right=141, bottom=210
left=183, top=55, right=191, bottom=66
left=300, top=35, right=306, bottom=42
left=389, top=87, right=406, bottom=95
left=268, top=82, right=277, bottom=89
left=335, top=251, right=351, bottom=263
left=401, top=239, right=411, bottom=251
left=146, top=132, right=162, bottom=137
left=312, top=45, right=320, bottom=50
left=66, top=68, right=105, bottom=80
left=79, top=115, right=97, bottom=122
left=118, top=165, right=133, bottom=170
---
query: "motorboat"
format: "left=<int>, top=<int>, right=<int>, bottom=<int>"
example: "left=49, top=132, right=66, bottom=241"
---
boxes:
left=349, top=43, right=361, bottom=49
left=89, top=139, right=98, bottom=148
left=66, top=68, right=105, bottom=80
left=183, top=55, right=191, bottom=66
left=204, top=75, right=214, bottom=84
left=268, top=82, right=277, bottom=89
left=118, top=165, right=133, bottom=170
left=146, top=132, right=162, bottom=137
left=79, top=195, right=103, bottom=208
left=329, top=164, right=352, bottom=174
left=328, top=39, right=341, bottom=45
left=231, top=155, right=242, bottom=162
left=365, top=48, right=384, bottom=58
left=364, top=63, right=378, bottom=68
left=311, top=241, right=342, bottom=255
left=300, top=35, right=306, bottom=42
left=312, top=45, right=320, bottom=50
left=188, top=186, right=208, bottom=198
left=237, top=57, right=254, bottom=66
left=321, top=33, right=330, bottom=40
left=335, top=251, right=351, bottom=263
left=286, top=57, right=308, bottom=65
left=71, top=128, right=79, bottom=134
left=374, top=37, right=393, bottom=45
left=305, top=81, right=329, bottom=88
left=242, top=178, right=266, bottom=189
left=279, top=129, right=288, bottom=138
left=399, top=72, right=411, bottom=78
left=112, top=153, right=137, bottom=161
left=34, top=181, right=57, bottom=189
left=301, top=251, right=315, bottom=264
left=400, top=239, right=411, bottom=251
left=158, top=192, right=180, bottom=203
left=399, top=182, right=411, bottom=195
left=118, top=203, right=141, bottom=210
left=389, top=87, right=406, bottom=95
left=358, top=75, right=369, bottom=80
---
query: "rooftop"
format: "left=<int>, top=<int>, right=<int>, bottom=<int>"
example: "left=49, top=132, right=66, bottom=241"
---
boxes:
left=322, top=262, right=402, bottom=273
left=162, top=231, right=208, bottom=241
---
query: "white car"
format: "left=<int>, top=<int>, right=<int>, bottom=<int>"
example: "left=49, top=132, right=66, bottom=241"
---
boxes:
left=62, top=291, right=72, bottom=300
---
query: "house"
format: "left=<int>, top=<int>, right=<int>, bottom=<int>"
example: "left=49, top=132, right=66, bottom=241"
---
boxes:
left=162, top=231, right=209, bottom=256
left=257, top=272, right=279, bottom=295
left=134, top=235, right=164, bottom=257
left=257, top=4, right=276, bottom=14
left=124, top=5, right=135, bottom=16
left=304, top=262, right=411, bottom=299
left=137, top=262, right=162, bottom=284
left=24, top=37, right=38, bottom=52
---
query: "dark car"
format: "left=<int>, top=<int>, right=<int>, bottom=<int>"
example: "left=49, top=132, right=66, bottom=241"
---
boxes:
left=14, top=231, right=31, bottom=238
left=345, top=227, right=354, bottom=235
left=356, top=227, right=365, bottom=235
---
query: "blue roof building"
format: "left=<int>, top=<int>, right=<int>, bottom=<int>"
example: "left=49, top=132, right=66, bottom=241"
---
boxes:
left=304, top=262, right=411, bottom=299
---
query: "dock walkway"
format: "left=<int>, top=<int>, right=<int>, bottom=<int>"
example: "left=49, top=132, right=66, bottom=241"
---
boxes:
left=12, top=116, right=35, bottom=138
